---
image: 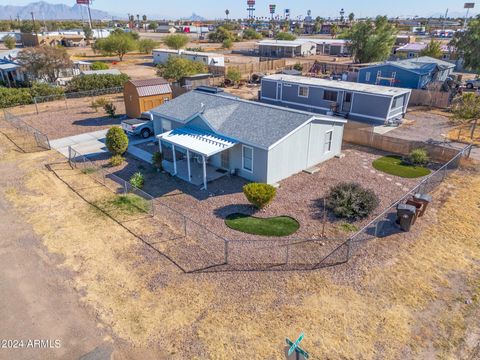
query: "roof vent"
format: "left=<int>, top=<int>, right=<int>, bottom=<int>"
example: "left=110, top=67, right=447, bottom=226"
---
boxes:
left=200, top=102, right=206, bottom=114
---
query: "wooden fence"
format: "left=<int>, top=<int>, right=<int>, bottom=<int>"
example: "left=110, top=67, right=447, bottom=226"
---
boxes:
left=343, top=127, right=460, bottom=163
left=208, top=59, right=287, bottom=78
left=408, top=89, right=451, bottom=109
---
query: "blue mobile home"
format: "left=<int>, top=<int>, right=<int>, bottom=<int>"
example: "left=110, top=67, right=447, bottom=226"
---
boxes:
left=357, top=56, right=455, bottom=89
left=260, top=74, right=411, bottom=124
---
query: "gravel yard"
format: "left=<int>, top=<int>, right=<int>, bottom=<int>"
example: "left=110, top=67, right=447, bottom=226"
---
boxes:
left=91, top=144, right=420, bottom=241
left=17, top=96, right=125, bottom=140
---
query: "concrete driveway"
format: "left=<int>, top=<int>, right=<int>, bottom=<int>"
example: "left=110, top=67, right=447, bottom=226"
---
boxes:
left=50, top=129, right=153, bottom=163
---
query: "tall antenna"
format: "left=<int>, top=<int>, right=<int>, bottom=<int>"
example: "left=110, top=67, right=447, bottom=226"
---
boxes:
left=442, top=8, right=448, bottom=32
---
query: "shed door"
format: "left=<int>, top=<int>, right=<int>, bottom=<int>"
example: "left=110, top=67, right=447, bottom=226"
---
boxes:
left=341, top=92, right=353, bottom=113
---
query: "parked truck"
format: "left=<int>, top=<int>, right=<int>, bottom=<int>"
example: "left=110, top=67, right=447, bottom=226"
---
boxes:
left=121, top=112, right=154, bottom=138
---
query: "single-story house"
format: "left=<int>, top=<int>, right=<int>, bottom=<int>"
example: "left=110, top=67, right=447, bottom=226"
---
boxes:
left=357, top=56, right=456, bottom=89
left=123, top=78, right=172, bottom=118
left=298, top=38, right=350, bottom=56
left=260, top=74, right=412, bottom=123
left=152, top=49, right=225, bottom=67
left=395, top=42, right=457, bottom=61
left=150, top=90, right=346, bottom=188
left=257, top=40, right=317, bottom=58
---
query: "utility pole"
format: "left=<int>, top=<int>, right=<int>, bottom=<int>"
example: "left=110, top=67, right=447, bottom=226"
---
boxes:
left=30, top=12, right=38, bottom=37
left=442, top=8, right=448, bottom=32
left=86, top=0, right=93, bottom=30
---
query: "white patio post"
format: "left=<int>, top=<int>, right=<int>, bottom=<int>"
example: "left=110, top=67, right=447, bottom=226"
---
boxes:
left=202, top=155, right=207, bottom=190
left=186, top=149, right=191, bottom=181
left=172, top=144, right=177, bottom=175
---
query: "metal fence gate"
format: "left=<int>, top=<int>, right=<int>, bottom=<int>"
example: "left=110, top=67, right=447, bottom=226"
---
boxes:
left=2, top=110, right=50, bottom=151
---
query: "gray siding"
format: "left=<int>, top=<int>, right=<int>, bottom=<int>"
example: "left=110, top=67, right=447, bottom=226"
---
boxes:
left=266, top=121, right=343, bottom=184
left=262, top=80, right=277, bottom=99
left=280, top=83, right=335, bottom=110
left=229, top=144, right=268, bottom=183
left=350, top=93, right=391, bottom=120
left=153, top=116, right=183, bottom=135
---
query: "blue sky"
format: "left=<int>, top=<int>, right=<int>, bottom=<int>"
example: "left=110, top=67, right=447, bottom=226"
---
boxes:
left=1, top=0, right=478, bottom=19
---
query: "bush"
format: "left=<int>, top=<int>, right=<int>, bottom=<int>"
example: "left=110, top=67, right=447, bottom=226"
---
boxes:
left=0, top=87, right=32, bottom=108
left=103, top=102, right=117, bottom=117
left=326, top=182, right=379, bottom=220
left=90, top=97, right=108, bottom=112
left=408, top=148, right=429, bottom=166
left=30, top=82, right=65, bottom=98
left=66, top=73, right=129, bottom=92
left=275, top=32, right=297, bottom=41
left=109, top=154, right=124, bottom=166
left=152, top=151, right=163, bottom=170
left=106, top=126, right=128, bottom=155
left=226, top=68, right=242, bottom=84
left=129, top=172, right=145, bottom=189
left=90, top=61, right=109, bottom=70
left=243, top=183, right=277, bottom=209
left=293, top=63, right=303, bottom=71
left=222, top=38, right=233, bottom=49
left=137, top=38, right=158, bottom=53
left=242, top=28, right=263, bottom=40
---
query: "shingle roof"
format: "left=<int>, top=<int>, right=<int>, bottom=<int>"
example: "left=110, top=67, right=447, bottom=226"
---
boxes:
left=150, top=91, right=344, bottom=149
left=129, top=77, right=169, bottom=87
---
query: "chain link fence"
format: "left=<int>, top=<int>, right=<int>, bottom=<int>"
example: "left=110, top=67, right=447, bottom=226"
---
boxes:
left=2, top=109, right=50, bottom=152
left=57, top=144, right=472, bottom=273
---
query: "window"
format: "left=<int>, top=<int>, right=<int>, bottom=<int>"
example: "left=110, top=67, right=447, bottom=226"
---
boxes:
left=324, top=130, right=333, bottom=153
left=392, top=96, right=404, bottom=109
left=365, top=72, right=371, bottom=82
left=323, top=90, right=338, bottom=102
left=162, top=119, right=172, bottom=133
left=298, top=86, right=309, bottom=97
left=242, top=145, right=253, bottom=172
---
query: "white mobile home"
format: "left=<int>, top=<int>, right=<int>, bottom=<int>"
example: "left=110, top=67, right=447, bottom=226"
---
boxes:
left=152, top=49, right=225, bottom=67
left=257, top=40, right=317, bottom=58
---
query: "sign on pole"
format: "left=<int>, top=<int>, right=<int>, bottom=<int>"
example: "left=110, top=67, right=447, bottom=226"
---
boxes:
left=464, top=3, right=475, bottom=9
left=76, top=0, right=89, bottom=4
left=285, top=333, right=309, bottom=359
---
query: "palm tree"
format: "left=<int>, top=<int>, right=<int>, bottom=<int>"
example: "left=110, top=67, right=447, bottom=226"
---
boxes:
left=225, top=9, right=230, bottom=21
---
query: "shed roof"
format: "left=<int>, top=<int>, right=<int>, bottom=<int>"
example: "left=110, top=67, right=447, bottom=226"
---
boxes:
left=151, top=90, right=345, bottom=149
left=127, top=78, right=172, bottom=97
left=258, top=39, right=315, bottom=47
left=363, top=56, right=455, bottom=74
left=81, top=69, right=122, bottom=76
left=263, top=74, right=411, bottom=96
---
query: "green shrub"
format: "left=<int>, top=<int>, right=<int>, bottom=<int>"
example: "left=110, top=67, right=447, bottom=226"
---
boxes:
left=293, top=63, right=303, bottom=71
left=408, top=148, right=429, bottom=166
left=66, top=73, right=129, bottom=92
left=129, top=172, right=145, bottom=189
left=243, top=183, right=277, bottom=209
left=0, top=87, right=32, bottom=108
left=30, top=82, right=64, bottom=98
left=137, top=38, right=158, bottom=53
left=152, top=151, right=163, bottom=170
left=106, top=126, right=128, bottom=155
left=90, top=61, right=109, bottom=70
left=275, top=32, right=297, bottom=40
left=103, top=102, right=117, bottom=117
left=326, top=182, right=379, bottom=220
left=222, top=38, right=233, bottom=49
left=109, top=154, right=124, bottom=166
left=90, top=97, right=108, bottom=112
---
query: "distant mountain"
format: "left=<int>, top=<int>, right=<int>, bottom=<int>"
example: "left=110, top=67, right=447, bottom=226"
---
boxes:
left=0, top=1, right=111, bottom=20
left=182, top=13, right=206, bottom=21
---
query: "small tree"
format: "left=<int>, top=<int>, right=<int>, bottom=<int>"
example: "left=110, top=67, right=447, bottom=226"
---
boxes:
left=330, top=24, right=339, bottom=39
left=419, top=39, right=443, bottom=59
left=137, top=38, right=158, bottom=53
left=93, top=32, right=137, bottom=61
left=3, top=35, right=16, bottom=49
left=83, top=26, right=93, bottom=42
left=17, top=47, right=72, bottom=83
left=222, top=38, right=233, bottom=49
left=326, top=182, right=379, bottom=220
left=242, top=28, right=262, bottom=40
left=226, top=68, right=241, bottom=86
left=103, top=102, right=117, bottom=117
left=156, top=56, right=207, bottom=82
left=90, top=61, right=109, bottom=70
left=348, top=12, right=355, bottom=23
left=243, top=183, right=277, bottom=209
left=106, top=126, right=128, bottom=155
left=451, top=92, right=480, bottom=140
left=152, top=151, right=163, bottom=171
left=163, top=34, right=189, bottom=50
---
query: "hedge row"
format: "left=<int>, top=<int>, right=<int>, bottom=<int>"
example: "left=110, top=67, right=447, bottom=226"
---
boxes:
left=66, top=73, right=130, bottom=92
left=0, top=83, right=65, bottom=108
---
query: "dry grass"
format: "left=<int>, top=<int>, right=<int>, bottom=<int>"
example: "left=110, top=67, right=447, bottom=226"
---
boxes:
left=1, top=140, right=480, bottom=359
left=448, top=124, right=480, bottom=145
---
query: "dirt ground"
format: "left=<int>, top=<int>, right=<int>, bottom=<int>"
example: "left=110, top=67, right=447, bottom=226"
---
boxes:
left=0, top=123, right=479, bottom=359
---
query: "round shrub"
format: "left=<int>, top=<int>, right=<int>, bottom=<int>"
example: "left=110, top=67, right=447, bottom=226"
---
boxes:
left=326, top=182, right=379, bottom=220
left=408, top=148, right=429, bottom=166
left=243, top=183, right=276, bottom=209
left=90, top=61, right=109, bottom=70
left=109, top=154, right=124, bottom=167
left=106, top=126, right=128, bottom=156
left=129, top=172, right=145, bottom=189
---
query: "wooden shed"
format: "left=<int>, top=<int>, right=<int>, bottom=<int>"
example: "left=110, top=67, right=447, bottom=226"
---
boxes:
left=123, top=78, right=172, bottom=118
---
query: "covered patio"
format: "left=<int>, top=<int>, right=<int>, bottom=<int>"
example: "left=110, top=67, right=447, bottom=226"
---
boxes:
left=158, top=127, right=237, bottom=190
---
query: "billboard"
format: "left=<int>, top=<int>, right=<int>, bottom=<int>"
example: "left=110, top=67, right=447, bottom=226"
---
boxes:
left=76, top=0, right=90, bottom=4
left=464, top=2, right=475, bottom=8
left=269, top=4, right=276, bottom=14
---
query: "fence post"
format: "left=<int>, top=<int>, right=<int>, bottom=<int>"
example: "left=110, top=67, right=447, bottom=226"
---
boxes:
left=183, top=216, right=187, bottom=238
left=34, top=97, right=39, bottom=115
left=68, top=146, right=72, bottom=166
left=224, top=240, right=229, bottom=265
left=285, top=242, right=290, bottom=265
left=124, top=180, right=128, bottom=195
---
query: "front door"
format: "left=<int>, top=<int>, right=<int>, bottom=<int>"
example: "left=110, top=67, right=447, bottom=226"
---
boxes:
left=342, top=92, right=353, bottom=113
left=221, top=150, right=230, bottom=169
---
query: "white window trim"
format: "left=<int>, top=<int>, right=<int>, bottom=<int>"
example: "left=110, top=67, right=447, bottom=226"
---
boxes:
left=365, top=71, right=371, bottom=82
left=324, top=130, right=333, bottom=153
left=242, top=145, right=254, bottom=173
left=298, top=85, right=309, bottom=98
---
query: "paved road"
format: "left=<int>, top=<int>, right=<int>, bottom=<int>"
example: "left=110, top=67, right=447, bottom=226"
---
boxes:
left=0, top=164, right=112, bottom=360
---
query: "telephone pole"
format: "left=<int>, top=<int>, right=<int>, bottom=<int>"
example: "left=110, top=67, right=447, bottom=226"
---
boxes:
left=87, top=0, right=93, bottom=30
left=30, top=12, right=38, bottom=37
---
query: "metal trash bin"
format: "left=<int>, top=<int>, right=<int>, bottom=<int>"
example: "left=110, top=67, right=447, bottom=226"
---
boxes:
left=413, top=193, right=432, bottom=217
left=396, top=204, right=417, bottom=232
